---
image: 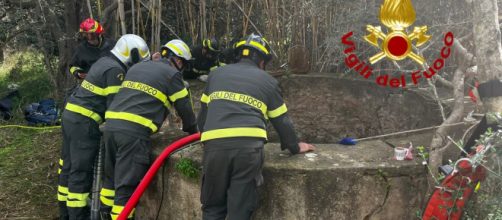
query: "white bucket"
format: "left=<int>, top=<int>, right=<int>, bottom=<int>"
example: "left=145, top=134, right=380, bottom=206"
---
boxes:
left=394, top=147, right=407, bottom=161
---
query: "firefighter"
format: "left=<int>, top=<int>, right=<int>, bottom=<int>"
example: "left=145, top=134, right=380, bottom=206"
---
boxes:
left=184, top=37, right=225, bottom=81
left=197, top=34, right=315, bottom=220
left=100, top=39, right=198, bottom=219
left=69, top=18, right=116, bottom=80
left=57, top=34, right=150, bottom=220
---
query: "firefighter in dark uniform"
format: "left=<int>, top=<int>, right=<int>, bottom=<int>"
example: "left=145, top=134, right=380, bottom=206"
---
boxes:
left=197, top=34, right=315, bottom=220
left=57, top=34, right=150, bottom=220
left=463, top=79, right=502, bottom=154
left=184, top=37, right=225, bottom=81
left=69, top=18, right=115, bottom=80
left=101, top=39, right=198, bottom=219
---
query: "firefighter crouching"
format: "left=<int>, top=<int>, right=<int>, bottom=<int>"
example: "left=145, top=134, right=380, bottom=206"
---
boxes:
left=184, top=37, right=225, bottom=82
left=197, top=34, right=315, bottom=220
left=100, top=39, right=198, bottom=220
left=57, top=34, right=150, bottom=220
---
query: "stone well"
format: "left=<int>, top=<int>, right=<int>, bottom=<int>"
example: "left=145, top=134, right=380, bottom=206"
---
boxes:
left=136, top=74, right=452, bottom=220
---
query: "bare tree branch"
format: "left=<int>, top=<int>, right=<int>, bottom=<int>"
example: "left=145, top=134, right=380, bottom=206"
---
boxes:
left=102, top=1, right=118, bottom=24
left=427, top=39, right=474, bottom=189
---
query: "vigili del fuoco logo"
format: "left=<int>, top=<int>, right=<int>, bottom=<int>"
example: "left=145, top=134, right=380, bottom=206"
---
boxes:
left=341, top=0, right=454, bottom=88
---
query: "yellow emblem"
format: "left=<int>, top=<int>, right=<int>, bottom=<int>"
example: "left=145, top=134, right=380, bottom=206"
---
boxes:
left=364, top=0, right=431, bottom=65
left=117, top=73, right=125, bottom=81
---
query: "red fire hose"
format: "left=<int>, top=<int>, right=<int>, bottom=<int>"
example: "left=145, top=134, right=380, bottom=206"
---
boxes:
left=117, top=133, right=201, bottom=220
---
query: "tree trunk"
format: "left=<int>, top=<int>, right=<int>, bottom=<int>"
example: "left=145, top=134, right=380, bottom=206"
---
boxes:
left=473, top=0, right=502, bottom=83
left=472, top=0, right=502, bottom=113
left=200, top=0, right=207, bottom=40
left=55, top=0, right=82, bottom=100
left=427, top=40, right=474, bottom=189
left=118, top=0, right=126, bottom=35
left=101, top=0, right=118, bottom=39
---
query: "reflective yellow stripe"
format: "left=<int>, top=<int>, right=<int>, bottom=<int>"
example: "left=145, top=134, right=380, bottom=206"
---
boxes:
left=100, top=187, right=115, bottom=207
left=122, top=81, right=171, bottom=108
left=169, top=88, right=189, bottom=102
left=58, top=168, right=62, bottom=174
left=57, top=186, right=68, bottom=201
left=90, top=21, right=99, bottom=32
left=67, top=199, right=87, bottom=207
left=201, top=127, right=267, bottom=142
left=139, top=48, right=149, bottom=58
left=59, top=159, right=63, bottom=166
left=67, top=192, right=89, bottom=208
left=65, top=103, right=103, bottom=123
left=167, top=43, right=184, bottom=57
left=105, top=86, right=121, bottom=94
left=100, top=196, right=114, bottom=207
left=105, top=111, right=158, bottom=133
left=207, top=91, right=268, bottom=118
left=68, top=192, right=89, bottom=201
left=210, top=62, right=226, bottom=71
left=267, top=103, right=288, bottom=118
left=111, top=205, right=135, bottom=220
left=201, top=93, right=209, bottom=104
left=236, top=41, right=270, bottom=54
left=58, top=186, right=69, bottom=194
left=58, top=193, right=67, bottom=201
left=193, top=68, right=208, bottom=74
left=100, top=188, right=115, bottom=197
left=204, top=39, right=216, bottom=51
left=70, top=66, right=83, bottom=74
left=81, top=80, right=121, bottom=96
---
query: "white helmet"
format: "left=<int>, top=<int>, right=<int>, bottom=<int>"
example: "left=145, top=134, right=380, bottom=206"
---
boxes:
left=111, top=34, right=150, bottom=66
left=160, top=39, right=192, bottom=61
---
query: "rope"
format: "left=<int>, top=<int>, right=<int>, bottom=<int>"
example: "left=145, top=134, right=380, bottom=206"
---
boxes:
left=0, top=124, right=61, bottom=130
left=355, top=121, right=479, bottom=142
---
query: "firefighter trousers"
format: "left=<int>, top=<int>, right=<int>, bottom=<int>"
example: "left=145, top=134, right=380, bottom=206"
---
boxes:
left=101, top=131, right=151, bottom=219
left=58, top=111, right=101, bottom=220
left=201, top=138, right=264, bottom=220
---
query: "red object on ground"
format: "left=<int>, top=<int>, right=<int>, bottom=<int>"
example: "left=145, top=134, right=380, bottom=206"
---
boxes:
left=422, top=160, right=487, bottom=220
left=117, top=133, right=201, bottom=220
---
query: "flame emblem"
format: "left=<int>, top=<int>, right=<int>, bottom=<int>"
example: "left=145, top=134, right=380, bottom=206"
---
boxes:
left=364, top=0, right=430, bottom=64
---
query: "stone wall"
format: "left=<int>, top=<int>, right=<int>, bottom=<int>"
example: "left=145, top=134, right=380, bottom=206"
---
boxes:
left=132, top=74, right=454, bottom=219
left=189, top=74, right=444, bottom=143
left=137, top=132, right=434, bottom=220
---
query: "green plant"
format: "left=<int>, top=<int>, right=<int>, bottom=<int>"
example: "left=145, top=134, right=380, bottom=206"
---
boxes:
left=417, top=145, right=443, bottom=184
left=0, top=50, right=54, bottom=118
left=175, top=157, right=200, bottom=179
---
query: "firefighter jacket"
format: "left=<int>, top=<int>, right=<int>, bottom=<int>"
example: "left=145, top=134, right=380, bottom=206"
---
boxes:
left=64, top=55, right=127, bottom=123
left=104, top=59, right=198, bottom=138
left=197, top=59, right=300, bottom=154
left=69, top=37, right=115, bottom=79
left=189, top=45, right=225, bottom=75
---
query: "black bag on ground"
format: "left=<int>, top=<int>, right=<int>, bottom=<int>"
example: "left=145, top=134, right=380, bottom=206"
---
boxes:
left=0, top=90, right=20, bottom=120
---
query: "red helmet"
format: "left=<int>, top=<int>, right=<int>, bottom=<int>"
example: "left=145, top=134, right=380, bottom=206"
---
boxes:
left=79, top=18, right=104, bottom=34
